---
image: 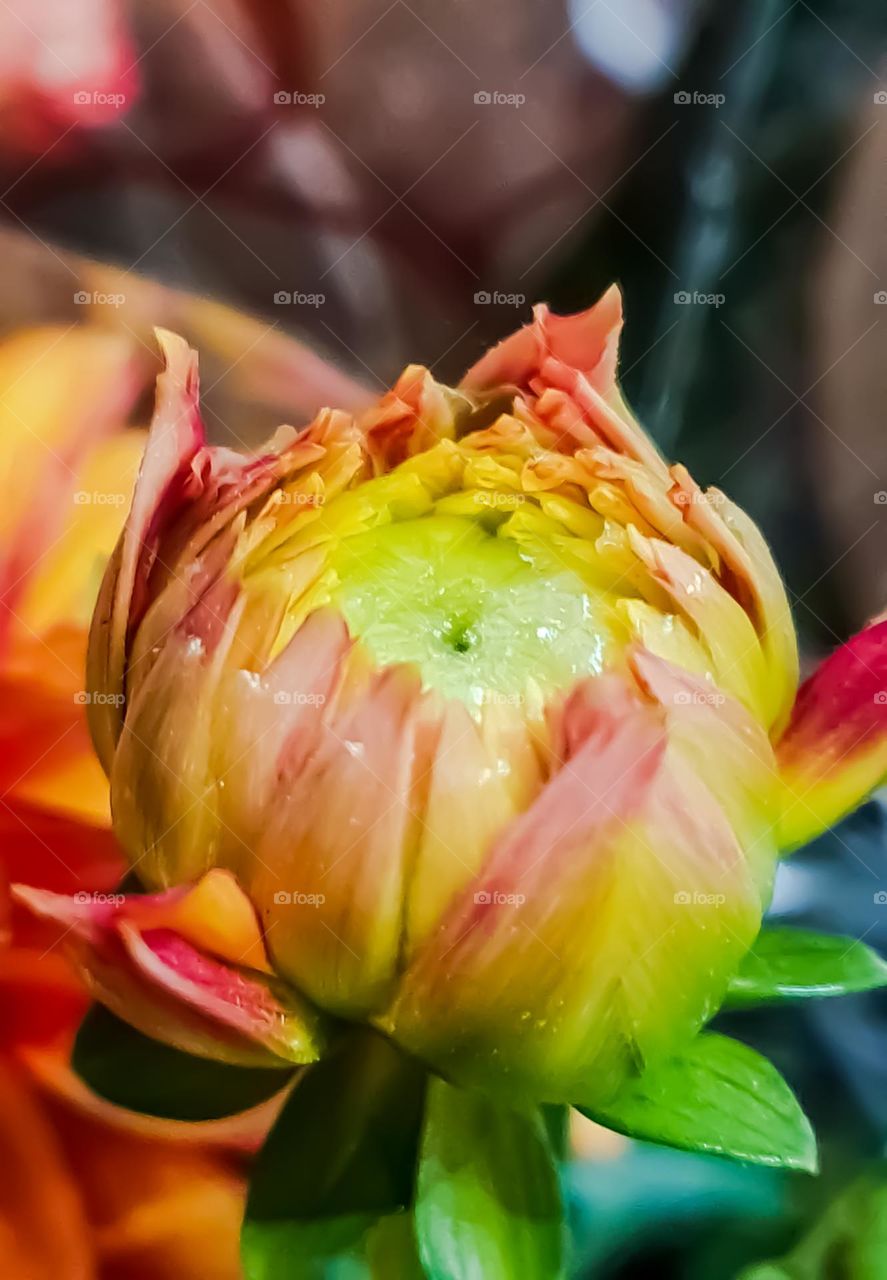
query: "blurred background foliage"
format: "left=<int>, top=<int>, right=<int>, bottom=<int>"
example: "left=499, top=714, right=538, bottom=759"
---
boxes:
left=0, top=0, right=886, bottom=1276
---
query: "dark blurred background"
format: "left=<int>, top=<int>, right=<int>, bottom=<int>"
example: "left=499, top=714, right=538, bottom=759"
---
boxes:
left=1, top=1, right=886, bottom=1275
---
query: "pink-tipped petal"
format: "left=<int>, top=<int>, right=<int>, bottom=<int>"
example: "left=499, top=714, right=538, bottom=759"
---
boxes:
left=248, top=660, right=432, bottom=1017
left=777, top=618, right=887, bottom=850
left=12, top=879, right=325, bottom=1067
left=386, top=676, right=762, bottom=1103
left=461, top=287, right=623, bottom=394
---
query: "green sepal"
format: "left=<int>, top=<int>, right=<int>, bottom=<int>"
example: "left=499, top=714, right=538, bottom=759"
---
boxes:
left=725, top=926, right=887, bottom=1009
left=416, top=1077, right=564, bottom=1279
left=242, top=1029, right=426, bottom=1280
left=578, top=1033, right=818, bottom=1174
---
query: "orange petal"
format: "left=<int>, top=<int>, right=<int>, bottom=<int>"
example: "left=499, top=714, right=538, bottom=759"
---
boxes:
left=0, top=327, right=138, bottom=655
left=461, top=287, right=623, bottom=394
left=0, top=1059, right=95, bottom=1279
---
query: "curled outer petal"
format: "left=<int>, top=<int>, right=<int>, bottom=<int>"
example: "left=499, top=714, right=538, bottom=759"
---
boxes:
left=13, top=871, right=326, bottom=1067
left=777, top=617, right=887, bottom=850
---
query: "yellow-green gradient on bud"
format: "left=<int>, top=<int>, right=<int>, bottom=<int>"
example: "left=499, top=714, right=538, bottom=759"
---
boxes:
left=50, top=289, right=884, bottom=1103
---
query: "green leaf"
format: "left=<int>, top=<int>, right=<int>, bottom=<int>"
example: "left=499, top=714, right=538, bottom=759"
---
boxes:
left=579, top=1033, right=817, bottom=1173
left=738, top=1168, right=887, bottom=1279
left=416, top=1077, right=564, bottom=1280
left=725, top=927, right=887, bottom=1009
left=242, top=1029, right=426, bottom=1280
left=73, top=1004, right=294, bottom=1120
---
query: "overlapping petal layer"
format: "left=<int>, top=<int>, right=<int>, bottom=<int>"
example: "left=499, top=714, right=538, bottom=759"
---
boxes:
left=62, top=289, right=818, bottom=1102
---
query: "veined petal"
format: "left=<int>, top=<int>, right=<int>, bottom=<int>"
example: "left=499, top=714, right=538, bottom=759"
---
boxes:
left=12, top=874, right=325, bottom=1067
left=627, top=529, right=771, bottom=724
left=404, top=699, right=542, bottom=958
left=248, top=659, right=432, bottom=1017
left=386, top=677, right=761, bottom=1102
left=777, top=617, right=887, bottom=850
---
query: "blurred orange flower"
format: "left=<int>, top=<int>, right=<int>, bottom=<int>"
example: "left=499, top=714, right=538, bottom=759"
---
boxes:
left=0, top=325, right=245, bottom=1280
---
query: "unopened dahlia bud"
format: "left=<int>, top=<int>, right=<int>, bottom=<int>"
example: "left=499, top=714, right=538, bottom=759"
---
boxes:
left=19, top=288, right=887, bottom=1106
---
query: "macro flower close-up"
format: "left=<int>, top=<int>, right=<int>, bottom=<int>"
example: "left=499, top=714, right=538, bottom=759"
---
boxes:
left=14, top=285, right=887, bottom=1276
left=1, top=4, right=886, bottom=1277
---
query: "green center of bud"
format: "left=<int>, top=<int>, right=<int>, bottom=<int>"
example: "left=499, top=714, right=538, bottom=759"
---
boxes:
left=330, top=514, right=609, bottom=715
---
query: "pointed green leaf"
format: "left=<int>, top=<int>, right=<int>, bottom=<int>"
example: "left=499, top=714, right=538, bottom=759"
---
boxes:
left=726, top=927, right=887, bottom=1009
left=242, top=1030, right=425, bottom=1280
left=416, top=1077, right=564, bottom=1280
left=73, top=1004, right=294, bottom=1120
left=579, top=1033, right=817, bottom=1173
